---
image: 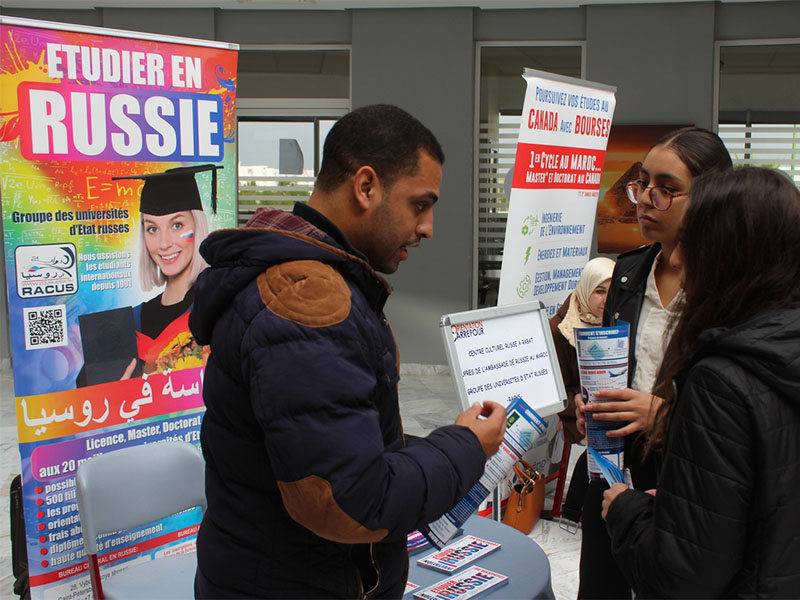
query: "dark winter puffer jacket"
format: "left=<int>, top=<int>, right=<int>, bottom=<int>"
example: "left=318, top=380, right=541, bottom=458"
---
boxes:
left=606, top=307, right=800, bottom=598
left=189, top=204, right=486, bottom=599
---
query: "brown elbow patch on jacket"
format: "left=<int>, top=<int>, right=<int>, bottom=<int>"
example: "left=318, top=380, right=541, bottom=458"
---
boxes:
left=257, top=260, right=351, bottom=327
left=277, top=475, right=388, bottom=544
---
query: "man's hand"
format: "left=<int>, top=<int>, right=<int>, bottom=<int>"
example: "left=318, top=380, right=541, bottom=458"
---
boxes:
left=455, top=401, right=507, bottom=458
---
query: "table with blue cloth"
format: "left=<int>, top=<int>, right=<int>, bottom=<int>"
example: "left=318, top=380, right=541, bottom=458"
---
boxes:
left=407, top=515, right=555, bottom=599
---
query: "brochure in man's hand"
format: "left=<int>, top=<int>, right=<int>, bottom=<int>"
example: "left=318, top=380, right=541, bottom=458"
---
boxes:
left=419, top=396, right=546, bottom=549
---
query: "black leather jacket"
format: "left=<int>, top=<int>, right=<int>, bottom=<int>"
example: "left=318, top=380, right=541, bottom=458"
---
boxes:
left=603, top=242, right=662, bottom=490
left=603, top=242, right=661, bottom=383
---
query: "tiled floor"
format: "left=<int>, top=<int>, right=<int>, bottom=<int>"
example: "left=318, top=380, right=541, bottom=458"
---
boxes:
left=0, top=364, right=581, bottom=600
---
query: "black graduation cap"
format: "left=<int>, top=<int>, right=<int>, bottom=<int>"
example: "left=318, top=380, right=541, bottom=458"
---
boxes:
left=112, top=164, right=223, bottom=215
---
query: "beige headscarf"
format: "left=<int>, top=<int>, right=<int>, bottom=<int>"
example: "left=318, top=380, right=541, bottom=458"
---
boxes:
left=557, top=256, right=616, bottom=347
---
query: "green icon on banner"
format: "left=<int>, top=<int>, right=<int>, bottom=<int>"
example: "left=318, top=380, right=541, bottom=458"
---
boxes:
left=516, top=274, right=531, bottom=299
left=521, top=215, right=539, bottom=236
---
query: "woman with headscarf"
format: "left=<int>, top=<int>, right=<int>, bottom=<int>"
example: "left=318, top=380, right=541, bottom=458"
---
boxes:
left=549, top=256, right=616, bottom=444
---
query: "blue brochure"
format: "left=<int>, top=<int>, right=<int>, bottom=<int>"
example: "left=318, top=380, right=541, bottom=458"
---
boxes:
left=587, top=447, right=626, bottom=485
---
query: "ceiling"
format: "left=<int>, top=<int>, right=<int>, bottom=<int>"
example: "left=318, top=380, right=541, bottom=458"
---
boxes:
left=0, top=0, right=771, bottom=10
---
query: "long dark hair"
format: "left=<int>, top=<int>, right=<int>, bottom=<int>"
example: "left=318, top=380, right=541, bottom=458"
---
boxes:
left=651, top=126, right=733, bottom=176
left=649, top=167, right=800, bottom=450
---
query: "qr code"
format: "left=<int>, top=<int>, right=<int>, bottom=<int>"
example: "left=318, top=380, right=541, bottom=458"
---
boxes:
left=23, top=305, right=69, bottom=350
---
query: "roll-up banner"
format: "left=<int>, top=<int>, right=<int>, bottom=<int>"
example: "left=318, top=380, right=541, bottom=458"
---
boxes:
left=498, top=69, right=616, bottom=311
left=496, top=69, right=616, bottom=479
left=0, top=16, right=238, bottom=598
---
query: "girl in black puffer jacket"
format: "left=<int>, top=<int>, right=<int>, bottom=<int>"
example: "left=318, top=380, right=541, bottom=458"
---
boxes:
left=602, top=167, right=800, bottom=598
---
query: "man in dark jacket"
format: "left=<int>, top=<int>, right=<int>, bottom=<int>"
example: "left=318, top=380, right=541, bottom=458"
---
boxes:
left=190, top=104, right=506, bottom=599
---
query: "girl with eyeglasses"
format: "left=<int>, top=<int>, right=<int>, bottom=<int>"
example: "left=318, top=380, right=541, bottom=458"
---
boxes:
left=574, top=127, right=732, bottom=599
left=601, top=166, right=800, bottom=596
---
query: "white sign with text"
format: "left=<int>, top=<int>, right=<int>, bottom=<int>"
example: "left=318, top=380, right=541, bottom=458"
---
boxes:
left=440, top=300, right=565, bottom=416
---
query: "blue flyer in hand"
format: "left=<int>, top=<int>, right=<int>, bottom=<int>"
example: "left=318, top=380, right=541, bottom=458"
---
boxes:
left=587, top=447, right=625, bottom=485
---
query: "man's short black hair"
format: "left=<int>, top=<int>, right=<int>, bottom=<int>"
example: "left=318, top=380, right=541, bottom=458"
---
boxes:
left=315, top=104, right=445, bottom=193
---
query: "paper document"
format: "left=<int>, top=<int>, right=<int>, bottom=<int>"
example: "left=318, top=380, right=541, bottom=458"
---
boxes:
left=420, top=396, right=546, bottom=548
left=574, top=323, right=629, bottom=480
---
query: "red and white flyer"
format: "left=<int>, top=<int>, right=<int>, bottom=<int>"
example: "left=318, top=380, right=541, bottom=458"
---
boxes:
left=404, top=581, right=420, bottom=596
left=413, top=566, right=508, bottom=600
left=417, top=536, right=501, bottom=573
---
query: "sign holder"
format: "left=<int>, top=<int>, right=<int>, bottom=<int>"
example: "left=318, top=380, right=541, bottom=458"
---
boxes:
left=440, top=300, right=567, bottom=521
left=440, top=300, right=566, bottom=415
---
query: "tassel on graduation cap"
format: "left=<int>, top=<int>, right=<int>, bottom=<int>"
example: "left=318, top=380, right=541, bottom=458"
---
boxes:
left=113, top=164, right=223, bottom=216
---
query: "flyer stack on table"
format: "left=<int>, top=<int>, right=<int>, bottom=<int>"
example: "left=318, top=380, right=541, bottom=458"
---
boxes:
left=412, top=536, right=507, bottom=600
left=407, top=515, right=555, bottom=600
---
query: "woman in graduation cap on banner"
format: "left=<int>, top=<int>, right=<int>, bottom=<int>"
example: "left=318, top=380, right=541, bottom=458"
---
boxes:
left=76, top=164, right=220, bottom=387
left=120, top=164, right=220, bottom=376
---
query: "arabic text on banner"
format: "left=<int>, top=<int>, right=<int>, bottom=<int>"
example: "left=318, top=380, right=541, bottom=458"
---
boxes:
left=0, top=16, right=238, bottom=599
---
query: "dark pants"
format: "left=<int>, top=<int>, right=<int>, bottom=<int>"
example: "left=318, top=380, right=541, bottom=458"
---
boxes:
left=577, top=480, right=632, bottom=600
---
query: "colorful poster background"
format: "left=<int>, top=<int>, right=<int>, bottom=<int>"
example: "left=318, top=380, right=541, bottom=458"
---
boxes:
left=0, top=16, right=238, bottom=599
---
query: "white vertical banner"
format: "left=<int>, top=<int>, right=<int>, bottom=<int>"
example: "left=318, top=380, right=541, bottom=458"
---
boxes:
left=496, top=69, right=616, bottom=482
left=498, top=69, right=617, bottom=314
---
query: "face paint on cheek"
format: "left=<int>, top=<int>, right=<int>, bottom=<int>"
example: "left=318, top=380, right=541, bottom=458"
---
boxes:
left=180, top=231, right=195, bottom=240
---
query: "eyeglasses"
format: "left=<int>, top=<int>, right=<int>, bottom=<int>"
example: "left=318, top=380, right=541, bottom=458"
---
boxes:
left=625, top=180, right=688, bottom=211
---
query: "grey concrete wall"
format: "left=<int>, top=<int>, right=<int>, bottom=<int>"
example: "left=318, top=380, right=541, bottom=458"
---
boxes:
left=716, top=0, right=800, bottom=40
left=586, top=2, right=717, bottom=129
left=102, top=8, right=216, bottom=40
left=216, top=9, right=351, bottom=44
left=351, top=8, right=475, bottom=365
left=0, top=8, right=102, bottom=27
left=474, top=7, right=585, bottom=41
